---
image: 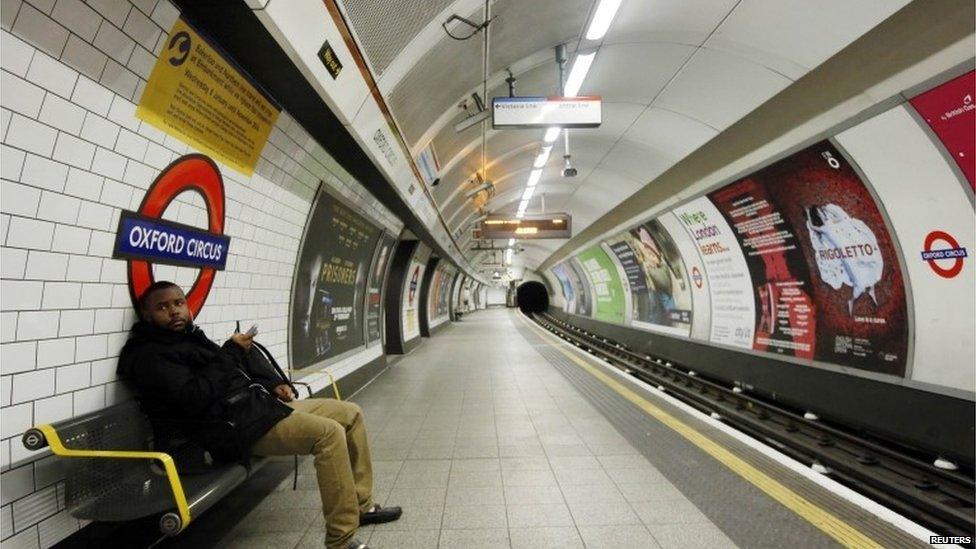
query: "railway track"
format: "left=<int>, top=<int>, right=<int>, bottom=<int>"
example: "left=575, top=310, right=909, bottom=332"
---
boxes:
left=531, top=312, right=975, bottom=539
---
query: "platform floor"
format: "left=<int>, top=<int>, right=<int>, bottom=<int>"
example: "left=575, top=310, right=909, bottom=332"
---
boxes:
left=83, top=307, right=924, bottom=548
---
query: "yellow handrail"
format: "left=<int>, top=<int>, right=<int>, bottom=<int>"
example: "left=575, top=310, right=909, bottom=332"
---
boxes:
left=35, top=424, right=192, bottom=533
left=326, top=372, right=342, bottom=401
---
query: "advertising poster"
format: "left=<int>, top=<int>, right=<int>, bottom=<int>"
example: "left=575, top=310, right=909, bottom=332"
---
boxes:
left=621, top=219, right=693, bottom=334
left=453, top=274, right=466, bottom=312
left=428, top=264, right=453, bottom=322
left=577, top=246, right=627, bottom=324
left=437, top=268, right=454, bottom=317
left=566, top=257, right=593, bottom=317
left=551, top=263, right=576, bottom=311
left=606, top=235, right=649, bottom=320
left=709, top=141, right=908, bottom=375
left=366, top=233, right=396, bottom=343
left=658, top=212, right=712, bottom=341
left=402, top=258, right=425, bottom=340
left=291, top=189, right=379, bottom=369
left=673, top=197, right=755, bottom=349
left=909, top=70, right=975, bottom=190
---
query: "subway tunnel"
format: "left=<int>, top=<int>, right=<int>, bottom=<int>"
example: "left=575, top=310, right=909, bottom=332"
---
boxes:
left=515, top=281, right=549, bottom=314
left=0, top=0, right=974, bottom=547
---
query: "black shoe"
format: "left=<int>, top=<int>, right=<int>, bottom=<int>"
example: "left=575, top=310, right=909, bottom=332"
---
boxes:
left=360, top=504, right=402, bottom=525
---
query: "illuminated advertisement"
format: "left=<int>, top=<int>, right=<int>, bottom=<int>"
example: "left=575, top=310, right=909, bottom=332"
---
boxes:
left=366, top=233, right=396, bottom=343
left=577, top=245, right=626, bottom=324
left=291, top=188, right=379, bottom=369
left=707, top=141, right=908, bottom=375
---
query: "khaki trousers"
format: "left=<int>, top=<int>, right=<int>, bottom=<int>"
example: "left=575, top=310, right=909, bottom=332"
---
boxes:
left=250, top=398, right=374, bottom=548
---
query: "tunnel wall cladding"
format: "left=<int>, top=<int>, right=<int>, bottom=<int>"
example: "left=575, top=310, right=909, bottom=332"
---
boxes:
left=0, top=0, right=405, bottom=545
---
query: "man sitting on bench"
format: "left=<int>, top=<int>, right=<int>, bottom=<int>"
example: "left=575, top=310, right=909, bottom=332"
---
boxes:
left=117, top=281, right=400, bottom=549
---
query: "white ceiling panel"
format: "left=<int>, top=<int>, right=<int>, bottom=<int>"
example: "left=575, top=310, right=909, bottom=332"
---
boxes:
left=706, top=0, right=910, bottom=80
left=604, top=0, right=737, bottom=46
left=623, top=107, right=719, bottom=158
left=580, top=43, right=696, bottom=104
left=653, top=47, right=793, bottom=130
left=597, top=140, right=675, bottom=184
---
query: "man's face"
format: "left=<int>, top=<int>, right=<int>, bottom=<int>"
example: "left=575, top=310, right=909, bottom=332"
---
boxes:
left=142, top=287, right=190, bottom=332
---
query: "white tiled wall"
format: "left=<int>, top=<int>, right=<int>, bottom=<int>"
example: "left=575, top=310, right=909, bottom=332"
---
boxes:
left=0, top=0, right=403, bottom=546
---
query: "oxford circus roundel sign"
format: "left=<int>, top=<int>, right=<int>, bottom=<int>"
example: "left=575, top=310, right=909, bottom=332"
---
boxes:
left=112, top=154, right=230, bottom=318
left=921, top=230, right=968, bottom=279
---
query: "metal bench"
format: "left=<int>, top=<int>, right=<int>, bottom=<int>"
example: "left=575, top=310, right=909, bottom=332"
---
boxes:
left=21, top=400, right=268, bottom=537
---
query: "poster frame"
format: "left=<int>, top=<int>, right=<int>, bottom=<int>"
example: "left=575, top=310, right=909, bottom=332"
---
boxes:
left=287, top=180, right=384, bottom=373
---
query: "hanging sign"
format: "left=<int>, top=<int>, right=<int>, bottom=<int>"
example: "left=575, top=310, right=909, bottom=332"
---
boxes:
left=492, top=96, right=601, bottom=128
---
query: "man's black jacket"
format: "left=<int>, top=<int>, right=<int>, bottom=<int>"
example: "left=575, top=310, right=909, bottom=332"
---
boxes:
left=117, top=321, right=292, bottom=461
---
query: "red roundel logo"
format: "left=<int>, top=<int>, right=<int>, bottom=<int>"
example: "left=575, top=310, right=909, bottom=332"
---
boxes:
left=921, top=230, right=967, bottom=279
left=691, top=266, right=703, bottom=289
left=126, top=154, right=226, bottom=317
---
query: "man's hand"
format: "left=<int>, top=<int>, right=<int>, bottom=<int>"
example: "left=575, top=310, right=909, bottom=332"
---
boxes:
left=273, top=384, right=295, bottom=402
left=230, top=332, right=254, bottom=351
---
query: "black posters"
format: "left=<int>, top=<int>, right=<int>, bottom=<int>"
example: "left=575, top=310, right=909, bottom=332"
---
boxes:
left=291, top=189, right=380, bottom=369
left=366, top=233, right=397, bottom=343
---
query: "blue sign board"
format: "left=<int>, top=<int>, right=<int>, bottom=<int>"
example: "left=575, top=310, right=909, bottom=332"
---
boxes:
left=113, top=211, right=230, bottom=270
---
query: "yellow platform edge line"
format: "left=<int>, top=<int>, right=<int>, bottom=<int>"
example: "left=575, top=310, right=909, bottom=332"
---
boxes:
left=520, top=314, right=882, bottom=549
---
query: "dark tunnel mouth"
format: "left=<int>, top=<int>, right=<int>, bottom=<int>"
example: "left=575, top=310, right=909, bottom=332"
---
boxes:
left=516, top=281, right=549, bottom=314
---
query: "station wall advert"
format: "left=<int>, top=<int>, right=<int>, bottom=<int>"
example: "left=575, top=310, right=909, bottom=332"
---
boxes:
left=553, top=141, right=910, bottom=378
left=137, top=17, right=280, bottom=175
left=291, top=189, right=380, bottom=369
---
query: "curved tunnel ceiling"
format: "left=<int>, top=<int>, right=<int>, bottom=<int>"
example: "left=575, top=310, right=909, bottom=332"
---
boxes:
left=337, top=0, right=911, bottom=275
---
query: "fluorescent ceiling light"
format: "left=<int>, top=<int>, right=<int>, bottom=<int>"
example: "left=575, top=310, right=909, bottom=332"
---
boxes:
left=585, top=0, right=622, bottom=40
left=543, top=127, right=561, bottom=143
left=522, top=186, right=535, bottom=201
left=517, top=199, right=529, bottom=212
left=526, top=169, right=543, bottom=187
left=533, top=146, right=552, bottom=169
left=508, top=238, right=515, bottom=246
left=564, top=52, right=596, bottom=97
left=515, top=212, right=524, bottom=219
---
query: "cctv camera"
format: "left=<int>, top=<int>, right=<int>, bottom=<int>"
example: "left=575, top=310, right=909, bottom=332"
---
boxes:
left=431, top=178, right=441, bottom=187
left=562, top=154, right=577, bottom=178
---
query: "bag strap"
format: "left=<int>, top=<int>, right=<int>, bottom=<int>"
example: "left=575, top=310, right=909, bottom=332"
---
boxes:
left=252, top=340, right=299, bottom=398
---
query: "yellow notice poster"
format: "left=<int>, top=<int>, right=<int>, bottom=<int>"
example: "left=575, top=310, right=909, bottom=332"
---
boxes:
left=136, top=18, right=280, bottom=175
